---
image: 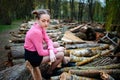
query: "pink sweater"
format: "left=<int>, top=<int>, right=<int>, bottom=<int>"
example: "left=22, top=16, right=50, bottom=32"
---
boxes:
left=24, top=22, right=57, bottom=56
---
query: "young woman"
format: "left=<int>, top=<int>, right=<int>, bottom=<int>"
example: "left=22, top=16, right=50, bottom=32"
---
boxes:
left=24, top=9, right=69, bottom=80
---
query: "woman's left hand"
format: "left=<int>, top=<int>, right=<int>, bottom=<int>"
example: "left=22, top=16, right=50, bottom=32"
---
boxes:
left=49, top=50, right=56, bottom=62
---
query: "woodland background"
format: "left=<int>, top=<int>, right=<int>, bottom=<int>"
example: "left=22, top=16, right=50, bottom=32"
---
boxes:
left=0, top=0, right=120, bottom=32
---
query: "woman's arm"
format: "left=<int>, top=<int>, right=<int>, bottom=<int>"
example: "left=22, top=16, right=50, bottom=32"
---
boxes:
left=42, top=28, right=57, bottom=53
left=30, top=31, right=49, bottom=56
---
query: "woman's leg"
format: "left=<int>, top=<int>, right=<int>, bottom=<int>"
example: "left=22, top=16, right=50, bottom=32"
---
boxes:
left=62, top=56, right=70, bottom=64
left=41, top=42, right=70, bottom=74
left=32, top=67, right=42, bottom=80
left=47, top=51, right=64, bottom=74
left=26, top=61, right=42, bottom=80
left=41, top=51, right=64, bottom=74
left=53, top=42, right=70, bottom=66
left=41, top=42, right=63, bottom=64
left=53, top=42, right=70, bottom=65
left=53, top=42, right=60, bottom=48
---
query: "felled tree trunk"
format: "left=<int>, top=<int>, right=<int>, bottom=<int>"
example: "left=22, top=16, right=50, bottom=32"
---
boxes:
left=59, top=63, right=120, bottom=73
left=9, top=38, right=24, bottom=43
left=51, top=72, right=98, bottom=80
left=47, top=24, right=61, bottom=30
left=10, top=31, right=25, bottom=38
left=6, top=45, right=24, bottom=66
left=61, top=31, right=84, bottom=42
left=10, top=45, right=24, bottom=59
left=66, top=48, right=97, bottom=57
left=79, top=63, right=120, bottom=70
left=5, top=43, right=24, bottom=50
left=65, top=43, right=109, bottom=52
left=69, top=24, right=85, bottom=32
left=70, top=54, right=90, bottom=62
left=0, top=63, right=31, bottom=80
left=69, top=69, right=120, bottom=79
left=76, top=50, right=112, bottom=66
left=100, top=71, right=115, bottom=80
left=76, top=53, right=100, bottom=66
left=19, top=28, right=28, bottom=34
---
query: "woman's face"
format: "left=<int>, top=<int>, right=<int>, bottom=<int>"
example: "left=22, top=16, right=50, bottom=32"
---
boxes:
left=39, top=14, right=50, bottom=28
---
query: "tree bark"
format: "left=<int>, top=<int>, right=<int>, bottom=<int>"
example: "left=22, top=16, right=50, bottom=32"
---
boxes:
left=0, top=63, right=31, bottom=80
left=10, top=45, right=24, bottom=59
left=100, top=71, right=115, bottom=80
left=69, top=69, right=120, bottom=79
left=59, top=63, right=120, bottom=73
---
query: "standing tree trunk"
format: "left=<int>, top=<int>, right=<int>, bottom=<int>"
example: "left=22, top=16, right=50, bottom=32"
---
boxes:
left=48, top=0, right=51, bottom=14
left=70, top=0, right=75, bottom=21
left=0, top=0, right=12, bottom=25
left=88, top=0, right=93, bottom=22
left=78, top=0, right=84, bottom=23
left=53, top=0, right=61, bottom=19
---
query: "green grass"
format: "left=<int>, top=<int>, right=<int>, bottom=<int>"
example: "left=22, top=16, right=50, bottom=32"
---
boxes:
left=0, top=20, right=23, bottom=33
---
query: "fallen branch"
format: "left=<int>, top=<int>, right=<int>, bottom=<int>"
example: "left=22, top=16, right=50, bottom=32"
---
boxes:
left=76, top=53, right=100, bottom=66
left=76, top=50, right=112, bottom=66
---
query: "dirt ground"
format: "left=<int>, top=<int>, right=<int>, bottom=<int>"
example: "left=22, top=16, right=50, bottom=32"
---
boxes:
left=0, top=28, right=19, bottom=71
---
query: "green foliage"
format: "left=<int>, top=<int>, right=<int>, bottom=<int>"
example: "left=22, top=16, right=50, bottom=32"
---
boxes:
left=0, top=0, right=34, bottom=25
left=105, top=0, right=113, bottom=31
left=0, top=0, right=119, bottom=31
left=0, top=20, right=22, bottom=33
left=61, top=1, right=69, bottom=19
left=93, top=1, right=104, bottom=22
left=105, top=0, right=120, bottom=31
left=0, top=0, right=12, bottom=25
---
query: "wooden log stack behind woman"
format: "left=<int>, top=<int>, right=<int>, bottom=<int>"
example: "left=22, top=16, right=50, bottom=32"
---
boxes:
left=24, top=9, right=70, bottom=80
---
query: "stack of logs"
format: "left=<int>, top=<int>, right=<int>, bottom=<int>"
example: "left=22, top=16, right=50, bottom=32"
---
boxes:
left=1, top=20, right=120, bottom=80
left=51, top=42, right=120, bottom=80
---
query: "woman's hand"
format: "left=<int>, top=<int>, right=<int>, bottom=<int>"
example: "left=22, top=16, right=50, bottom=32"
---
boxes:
left=49, top=50, right=56, bottom=62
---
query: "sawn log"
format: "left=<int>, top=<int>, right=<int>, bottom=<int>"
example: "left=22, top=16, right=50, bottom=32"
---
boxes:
left=69, top=69, right=120, bottom=79
left=0, top=63, right=30, bottom=80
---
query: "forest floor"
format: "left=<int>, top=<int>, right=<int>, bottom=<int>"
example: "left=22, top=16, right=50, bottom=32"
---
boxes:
left=0, top=21, right=22, bottom=71
left=0, top=29, right=18, bottom=71
left=0, top=30, right=12, bottom=71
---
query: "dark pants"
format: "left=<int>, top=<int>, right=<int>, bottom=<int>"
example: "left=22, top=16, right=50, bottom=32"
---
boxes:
left=24, top=49, right=43, bottom=67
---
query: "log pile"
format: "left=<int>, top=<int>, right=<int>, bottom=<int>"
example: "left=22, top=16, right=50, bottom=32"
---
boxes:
left=2, top=21, right=120, bottom=80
